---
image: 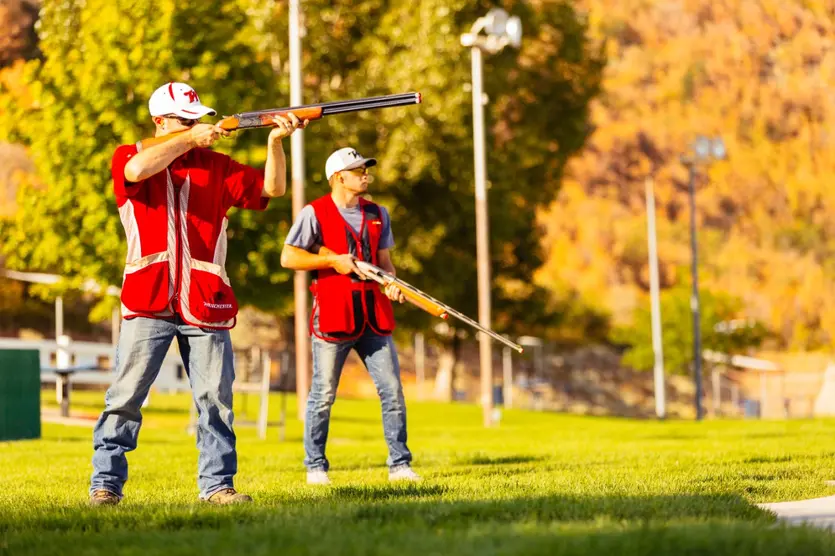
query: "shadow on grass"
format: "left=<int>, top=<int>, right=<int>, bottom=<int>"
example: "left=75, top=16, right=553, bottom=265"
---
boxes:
left=1, top=491, right=769, bottom=535
left=331, top=484, right=448, bottom=501
left=743, top=455, right=794, bottom=464
left=8, top=516, right=835, bottom=556
left=464, top=455, right=545, bottom=466
left=348, top=493, right=767, bottom=525
left=436, top=467, right=540, bottom=479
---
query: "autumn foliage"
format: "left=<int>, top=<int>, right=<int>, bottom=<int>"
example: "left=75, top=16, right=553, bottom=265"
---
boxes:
left=538, top=0, right=835, bottom=354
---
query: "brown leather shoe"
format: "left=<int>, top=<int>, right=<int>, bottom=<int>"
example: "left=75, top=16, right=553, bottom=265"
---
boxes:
left=89, top=489, right=121, bottom=506
left=205, top=488, right=253, bottom=505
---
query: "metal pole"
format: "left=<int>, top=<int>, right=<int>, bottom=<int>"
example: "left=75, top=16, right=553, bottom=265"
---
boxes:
left=503, top=346, right=513, bottom=409
left=470, top=45, right=493, bottom=427
left=415, top=332, right=425, bottom=400
left=711, top=366, right=720, bottom=417
left=731, top=382, right=740, bottom=416
left=258, top=353, right=271, bottom=440
left=280, top=351, right=288, bottom=442
left=56, top=335, right=71, bottom=417
left=688, top=164, right=704, bottom=421
left=55, top=295, right=66, bottom=413
left=290, top=0, right=309, bottom=421
left=55, top=295, right=63, bottom=339
left=759, top=371, right=767, bottom=418
left=645, top=177, right=665, bottom=419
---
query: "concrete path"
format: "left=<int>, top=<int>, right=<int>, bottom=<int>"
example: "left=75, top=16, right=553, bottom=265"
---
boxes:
left=759, top=489, right=835, bottom=530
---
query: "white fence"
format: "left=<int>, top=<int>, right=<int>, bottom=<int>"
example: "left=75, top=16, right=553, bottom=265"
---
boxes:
left=0, top=337, right=190, bottom=393
left=0, top=337, right=281, bottom=439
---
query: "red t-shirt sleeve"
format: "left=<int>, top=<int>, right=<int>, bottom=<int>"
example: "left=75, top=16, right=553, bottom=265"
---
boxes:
left=218, top=153, right=269, bottom=211
left=112, top=144, right=142, bottom=203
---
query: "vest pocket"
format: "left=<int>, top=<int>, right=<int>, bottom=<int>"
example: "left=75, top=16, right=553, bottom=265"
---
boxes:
left=370, top=288, right=395, bottom=334
left=121, top=252, right=170, bottom=313
left=187, top=261, right=238, bottom=322
left=316, top=281, right=356, bottom=334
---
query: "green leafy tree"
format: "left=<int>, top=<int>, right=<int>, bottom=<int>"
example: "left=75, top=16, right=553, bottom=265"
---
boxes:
left=613, top=286, right=769, bottom=375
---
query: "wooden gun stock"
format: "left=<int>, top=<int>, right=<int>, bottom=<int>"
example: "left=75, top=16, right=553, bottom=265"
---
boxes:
left=139, top=92, right=420, bottom=150
left=399, top=286, right=448, bottom=318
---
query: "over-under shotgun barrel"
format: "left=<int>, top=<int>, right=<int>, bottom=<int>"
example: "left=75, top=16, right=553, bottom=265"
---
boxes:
left=140, top=92, right=422, bottom=149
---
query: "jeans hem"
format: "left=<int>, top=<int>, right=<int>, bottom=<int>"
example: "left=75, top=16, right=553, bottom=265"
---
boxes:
left=200, top=484, right=235, bottom=501
left=389, top=463, right=413, bottom=473
left=305, top=465, right=328, bottom=473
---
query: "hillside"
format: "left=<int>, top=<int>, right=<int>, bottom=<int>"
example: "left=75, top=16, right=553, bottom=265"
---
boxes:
left=537, top=0, right=835, bottom=351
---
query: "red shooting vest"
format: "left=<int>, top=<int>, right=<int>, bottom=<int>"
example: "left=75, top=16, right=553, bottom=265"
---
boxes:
left=309, top=195, right=395, bottom=340
left=112, top=143, right=268, bottom=329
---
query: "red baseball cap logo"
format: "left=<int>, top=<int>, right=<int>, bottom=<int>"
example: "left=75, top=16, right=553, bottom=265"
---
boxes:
left=148, top=82, right=216, bottom=119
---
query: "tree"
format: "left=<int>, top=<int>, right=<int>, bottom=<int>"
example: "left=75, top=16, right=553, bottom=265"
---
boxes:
left=0, top=0, right=40, bottom=68
left=613, top=285, right=769, bottom=376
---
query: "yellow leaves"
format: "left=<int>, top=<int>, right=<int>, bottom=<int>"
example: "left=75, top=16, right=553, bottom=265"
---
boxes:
left=0, top=60, right=32, bottom=108
left=544, top=0, right=835, bottom=350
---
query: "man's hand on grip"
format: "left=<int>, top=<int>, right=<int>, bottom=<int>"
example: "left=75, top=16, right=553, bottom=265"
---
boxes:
left=330, top=254, right=362, bottom=277
left=384, top=283, right=406, bottom=304
left=269, top=113, right=307, bottom=142
left=189, top=123, right=230, bottom=148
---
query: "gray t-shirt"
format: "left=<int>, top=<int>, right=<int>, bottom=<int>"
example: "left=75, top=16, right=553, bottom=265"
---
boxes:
left=285, top=202, right=394, bottom=252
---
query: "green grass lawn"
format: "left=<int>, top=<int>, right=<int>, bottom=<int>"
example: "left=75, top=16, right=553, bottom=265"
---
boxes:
left=2, top=390, right=835, bottom=555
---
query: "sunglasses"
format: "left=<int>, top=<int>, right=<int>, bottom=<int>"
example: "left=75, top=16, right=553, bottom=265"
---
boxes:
left=164, top=114, right=199, bottom=127
left=344, top=167, right=369, bottom=175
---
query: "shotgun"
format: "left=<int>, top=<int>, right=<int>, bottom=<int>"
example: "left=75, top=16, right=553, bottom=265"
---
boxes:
left=354, top=260, right=524, bottom=353
left=140, top=92, right=422, bottom=149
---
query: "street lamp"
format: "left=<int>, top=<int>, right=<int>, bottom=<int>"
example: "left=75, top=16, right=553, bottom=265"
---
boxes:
left=681, top=135, right=726, bottom=421
left=461, top=8, right=522, bottom=427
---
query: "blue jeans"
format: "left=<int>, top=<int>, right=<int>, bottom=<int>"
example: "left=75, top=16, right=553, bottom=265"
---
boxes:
left=90, top=315, right=237, bottom=499
left=304, top=330, right=412, bottom=471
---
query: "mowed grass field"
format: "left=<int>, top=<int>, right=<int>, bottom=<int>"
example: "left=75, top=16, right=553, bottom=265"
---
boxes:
left=2, top=390, right=835, bottom=555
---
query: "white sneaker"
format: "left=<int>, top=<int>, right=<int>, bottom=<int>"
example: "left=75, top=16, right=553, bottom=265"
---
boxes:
left=388, top=466, right=421, bottom=482
left=306, top=470, right=331, bottom=485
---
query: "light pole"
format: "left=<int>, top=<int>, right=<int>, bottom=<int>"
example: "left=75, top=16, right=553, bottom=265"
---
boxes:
left=681, top=135, right=726, bottom=421
left=645, top=176, right=665, bottom=419
left=289, top=0, right=309, bottom=421
left=461, top=8, right=522, bottom=428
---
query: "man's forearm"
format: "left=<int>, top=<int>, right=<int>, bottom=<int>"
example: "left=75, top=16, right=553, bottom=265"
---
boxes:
left=263, top=138, right=287, bottom=197
left=280, top=245, right=333, bottom=271
left=124, top=133, right=195, bottom=182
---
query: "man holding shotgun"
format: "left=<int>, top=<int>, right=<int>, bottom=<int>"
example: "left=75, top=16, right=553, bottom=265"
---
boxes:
left=281, top=147, right=420, bottom=485
left=89, top=82, right=305, bottom=506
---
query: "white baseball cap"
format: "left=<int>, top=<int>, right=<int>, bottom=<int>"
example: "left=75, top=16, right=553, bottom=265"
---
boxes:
left=325, top=147, right=377, bottom=180
left=148, top=82, right=217, bottom=119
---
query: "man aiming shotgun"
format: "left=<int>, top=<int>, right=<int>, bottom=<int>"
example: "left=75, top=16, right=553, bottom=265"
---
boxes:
left=89, top=81, right=305, bottom=507
left=281, top=147, right=420, bottom=485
